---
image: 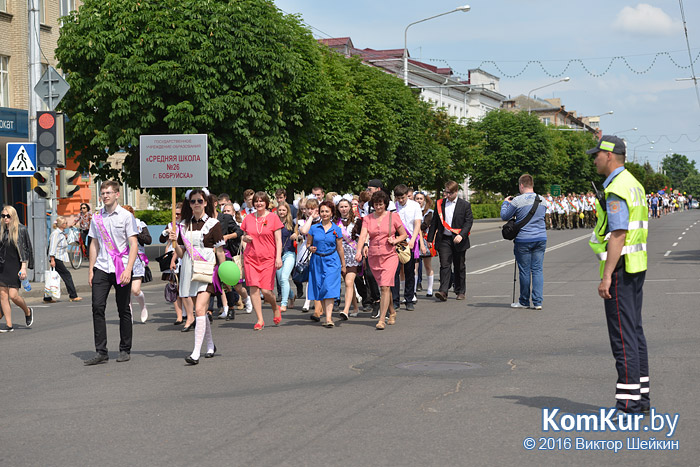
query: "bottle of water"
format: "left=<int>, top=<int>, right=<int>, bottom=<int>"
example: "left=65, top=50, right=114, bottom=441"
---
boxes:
left=19, top=274, right=31, bottom=292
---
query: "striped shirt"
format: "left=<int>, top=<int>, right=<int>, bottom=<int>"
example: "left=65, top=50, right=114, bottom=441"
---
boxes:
left=48, top=228, right=69, bottom=262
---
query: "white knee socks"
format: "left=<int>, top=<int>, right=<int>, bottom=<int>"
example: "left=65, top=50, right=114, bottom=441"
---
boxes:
left=204, top=316, right=214, bottom=354
left=427, top=275, right=434, bottom=294
left=191, top=316, right=207, bottom=360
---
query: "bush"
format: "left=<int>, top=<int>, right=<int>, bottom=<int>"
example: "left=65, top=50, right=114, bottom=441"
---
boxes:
left=471, top=204, right=501, bottom=219
left=135, top=210, right=172, bottom=225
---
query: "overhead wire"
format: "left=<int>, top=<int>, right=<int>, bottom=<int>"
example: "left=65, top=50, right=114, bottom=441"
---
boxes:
left=678, top=0, right=700, bottom=108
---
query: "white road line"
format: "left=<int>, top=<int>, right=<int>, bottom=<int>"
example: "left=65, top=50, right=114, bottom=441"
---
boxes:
left=672, top=242, right=678, bottom=247
left=468, top=234, right=589, bottom=275
left=678, top=237, right=683, bottom=240
left=664, top=251, right=671, bottom=257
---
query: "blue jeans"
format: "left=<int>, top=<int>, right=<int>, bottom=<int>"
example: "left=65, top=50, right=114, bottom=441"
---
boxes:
left=513, top=240, right=546, bottom=307
left=276, top=251, right=296, bottom=306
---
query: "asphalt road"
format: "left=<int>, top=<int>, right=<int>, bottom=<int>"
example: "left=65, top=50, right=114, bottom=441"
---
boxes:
left=1, top=212, right=698, bottom=466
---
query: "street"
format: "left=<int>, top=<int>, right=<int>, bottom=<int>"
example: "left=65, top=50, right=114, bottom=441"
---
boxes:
left=1, top=212, right=698, bottom=466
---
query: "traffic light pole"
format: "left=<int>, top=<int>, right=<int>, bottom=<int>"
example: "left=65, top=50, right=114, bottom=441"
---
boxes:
left=28, top=0, right=47, bottom=283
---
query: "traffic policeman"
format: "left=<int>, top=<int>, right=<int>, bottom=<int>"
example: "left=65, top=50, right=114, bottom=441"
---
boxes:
left=587, top=135, right=649, bottom=414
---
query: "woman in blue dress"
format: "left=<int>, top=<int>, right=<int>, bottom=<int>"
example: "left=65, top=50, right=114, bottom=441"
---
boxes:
left=302, top=200, right=345, bottom=327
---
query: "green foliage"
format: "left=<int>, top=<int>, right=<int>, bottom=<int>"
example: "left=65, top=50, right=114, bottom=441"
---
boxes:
left=682, top=173, right=700, bottom=197
left=625, top=162, right=647, bottom=187
left=135, top=210, right=172, bottom=225
left=661, top=153, right=698, bottom=189
left=471, top=204, right=501, bottom=219
left=469, top=191, right=502, bottom=204
left=644, top=172, right=671, bottom=193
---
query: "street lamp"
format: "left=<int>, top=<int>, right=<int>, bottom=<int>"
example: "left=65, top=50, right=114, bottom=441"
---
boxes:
left=612, top=127, right=637, bottom=135
left=589, top=110, right=614, bottom=118
left=633, top=141, right=654, bottom=162
left=527, top=77, right=571, bottom=114
left=403, top=5, right=471, bottom=86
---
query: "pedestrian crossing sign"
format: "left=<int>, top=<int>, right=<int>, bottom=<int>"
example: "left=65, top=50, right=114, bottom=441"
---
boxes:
left=6, top=143, right=37, bottom=177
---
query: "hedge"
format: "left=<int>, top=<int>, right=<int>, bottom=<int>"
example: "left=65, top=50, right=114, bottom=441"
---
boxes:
left=471, top=204, right=501, bottom=220
left=135, top=210, right=173, bottom=225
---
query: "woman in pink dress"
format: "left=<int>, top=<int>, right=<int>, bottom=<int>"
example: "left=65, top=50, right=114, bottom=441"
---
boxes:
left=241, top=192, right=283, bottom=330
left=355, top=190, right=407, bottom=330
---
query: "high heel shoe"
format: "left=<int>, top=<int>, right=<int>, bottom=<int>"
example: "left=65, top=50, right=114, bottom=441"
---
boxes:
left=375, top=321, right=386, bottom=330
left=273, top=310, right=282, bottom=326
left=185, top=355, right=199, bottom=365
left=181, top=321, right=195, bottom=332
left=387, top=312, right=397, bottom=325
left=205, top=345, right=217, bottom=358
left=253, top=322, right=265, bottom=331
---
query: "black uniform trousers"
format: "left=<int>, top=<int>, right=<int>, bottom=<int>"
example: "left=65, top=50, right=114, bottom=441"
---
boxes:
left=437, top=236, right=466, bottom=296
left=357, top=257, right=380, bottom=306
left=603, top=267, right=649, bottom=412
left=53, top=259, right=78, bottom=299
left=91, top=268, right=133, bottom=355
left=392, top=250, right=416, bottom=307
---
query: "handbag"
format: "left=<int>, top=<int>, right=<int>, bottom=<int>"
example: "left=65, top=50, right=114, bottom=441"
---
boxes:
left=155, top=251, right=174, bottom=272
left=192, top=259, right=215, bottom=283
left=231, top=244, right=245, bottom=282
left=143, top=265, right=153, bottom=283
left=419, top=235, right=433, bottom=258
left=502, top=196, right=542, bottom=240
left=164, top=272, right=178, bottom=303
left=44, top=268, right=61, bottom=300
left=292, top=249, right=311, bottom=283
left=388, top=213, right=411, bottom=264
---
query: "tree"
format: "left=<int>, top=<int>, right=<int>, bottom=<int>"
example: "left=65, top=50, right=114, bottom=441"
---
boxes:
left=470, top=110, right=550, bottom=195
left=546, top=128, right=600, bottom=193
left=57, top=0, right=322, bottom=196
left=661, top=153, right=697, bottom=190
left=643, top=172, right=671, bottom=193
left=682, top=173, right=700, bottom=197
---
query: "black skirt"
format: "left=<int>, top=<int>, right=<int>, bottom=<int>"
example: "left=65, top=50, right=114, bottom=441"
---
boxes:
left=0, top=241, right=22, bottom=288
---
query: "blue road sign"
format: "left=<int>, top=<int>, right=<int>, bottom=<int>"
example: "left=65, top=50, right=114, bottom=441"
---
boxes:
left=6, top=143, right=37, bottom=177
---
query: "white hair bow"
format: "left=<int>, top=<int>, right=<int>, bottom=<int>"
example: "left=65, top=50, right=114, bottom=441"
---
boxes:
left=185, top=189, right=193, bottom=200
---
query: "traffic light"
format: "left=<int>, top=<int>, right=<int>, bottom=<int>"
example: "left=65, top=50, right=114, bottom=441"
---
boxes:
left=59, top=169, right=80, bottom=198
left=36, top=111, right=58, bottom=167
left=33, top=170, right=53, bottom=198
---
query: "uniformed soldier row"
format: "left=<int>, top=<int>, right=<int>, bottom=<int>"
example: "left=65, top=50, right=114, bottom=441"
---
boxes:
left=542, top=193, right=597, bottom=230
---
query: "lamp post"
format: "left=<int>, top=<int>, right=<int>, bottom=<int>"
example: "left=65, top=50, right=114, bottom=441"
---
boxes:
left=527, top=77, right=570, bottom=114
left=590, top=110, right=614, bottom=117
left=633, top=141, right=654, bottom=163
left=403, top=5, right=471, bottom=86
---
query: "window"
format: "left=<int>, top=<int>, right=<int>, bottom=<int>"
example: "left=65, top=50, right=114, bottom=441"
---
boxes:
left=60, top=0, right=75, bottom=19
left=38, top=0, right=46, bottom=24
left=0, top=56, right=9, bottom=107
left=0, top=0, right=7, bottom=13
left=542, top=117, right=551, bottom=126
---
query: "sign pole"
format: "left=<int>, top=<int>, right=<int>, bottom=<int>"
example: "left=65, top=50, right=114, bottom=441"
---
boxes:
left=172, top=187, right=176, bottom=230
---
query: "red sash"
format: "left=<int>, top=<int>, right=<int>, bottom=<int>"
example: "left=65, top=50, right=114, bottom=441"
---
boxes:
left=436, top=198, right=465, bottom=236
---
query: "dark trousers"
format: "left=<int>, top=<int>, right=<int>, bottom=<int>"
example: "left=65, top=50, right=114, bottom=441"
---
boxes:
left=604, top=267, right=648, bottom=412
left=91, top=268, right=133, bottom=355
left=437, top=236, right=466, bottom=296
left=52, top=259, right=78, bottom=299
left=392, top=251, right=416, bottom=306
left=358, top=257, right=380, bottom=305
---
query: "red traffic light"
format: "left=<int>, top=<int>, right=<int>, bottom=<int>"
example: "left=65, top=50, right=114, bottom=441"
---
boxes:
left=38, top=112, right=55, bottom=129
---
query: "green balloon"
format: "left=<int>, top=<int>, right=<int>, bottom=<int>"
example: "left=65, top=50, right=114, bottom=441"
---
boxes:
left=218, top=261, right=240, bottom=286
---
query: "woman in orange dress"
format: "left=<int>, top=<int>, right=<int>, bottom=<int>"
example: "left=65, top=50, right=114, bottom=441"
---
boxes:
left=355, top=190, right=407, bottom=330
left=241, top=191, right=283, bottom=330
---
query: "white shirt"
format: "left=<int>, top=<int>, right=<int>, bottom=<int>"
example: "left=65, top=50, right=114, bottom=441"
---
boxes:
left=444, top=199, right=457, bottom=236
left=395, top=199, right=423, bottom=236
left=361, top=200, right=396, bottom=217
left=48, top=228, right=69, bottom=262
left=88, top=204, right=138, bottom=274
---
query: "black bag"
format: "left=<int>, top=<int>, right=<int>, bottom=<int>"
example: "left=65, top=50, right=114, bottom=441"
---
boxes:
left=502, top=196, right=542, bottom=240
left=292, top=250, right=311, bottom=283
left=143, top=265, right=153, bottom=283
left=164, top=272, right=178, bottom=303
left=155, top=251, right=174, bottom=272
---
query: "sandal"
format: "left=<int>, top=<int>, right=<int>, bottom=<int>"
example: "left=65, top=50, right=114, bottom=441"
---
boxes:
left=375, top=321, right=386, bottom=330
left=323, top=320, right=335, bottom=328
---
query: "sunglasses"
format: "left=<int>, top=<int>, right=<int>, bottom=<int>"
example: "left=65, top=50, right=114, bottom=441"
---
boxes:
left=189, top=199, right=205, bottom=205
left=1, top=214, right=10, bottom=219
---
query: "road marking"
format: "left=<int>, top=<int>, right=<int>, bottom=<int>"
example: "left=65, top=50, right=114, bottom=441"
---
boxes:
left=678, top=237, right=683, bottom=240
left=545, top=281, right=568, bottom=284
left=664, top=251, right=671, bottom=257
left=672, top=242, right=678, bottom=247
left=30, top=305, right=51, bottom=308
left=468, top=234, right=589, bottom=274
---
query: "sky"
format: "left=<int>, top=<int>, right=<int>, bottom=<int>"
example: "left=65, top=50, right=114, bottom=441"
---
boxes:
left=273, top=0, right=700, bottom=169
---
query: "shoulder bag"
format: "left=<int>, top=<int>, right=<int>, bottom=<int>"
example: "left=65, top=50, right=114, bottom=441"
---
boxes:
left=502, top=196, right=542, bottom=240
left=389, top=213, right=411, bottom=264
left=292, top=249, right=311, bottom=283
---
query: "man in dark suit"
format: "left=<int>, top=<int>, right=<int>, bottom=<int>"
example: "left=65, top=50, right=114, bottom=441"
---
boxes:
left=427, top=180, right=473, bottom=301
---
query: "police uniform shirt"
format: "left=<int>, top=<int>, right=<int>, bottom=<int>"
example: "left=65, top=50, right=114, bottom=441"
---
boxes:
left=603, top=167, right=630, bottom=233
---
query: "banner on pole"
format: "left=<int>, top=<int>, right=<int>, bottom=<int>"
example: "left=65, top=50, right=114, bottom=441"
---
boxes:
left=139, top=134, right=208, bottom=188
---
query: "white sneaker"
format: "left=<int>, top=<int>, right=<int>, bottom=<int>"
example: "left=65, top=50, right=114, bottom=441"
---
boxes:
left=218, top=309, right=228, bottom=319
left=245, top=297, right=253, bottom=314
left=141, top=307, right=148, bottom=323
left=533, top=305, right=542, bottom=310
left=412, top=296, right=417, bottom=303
left=510, top=302, right=528, bottom=309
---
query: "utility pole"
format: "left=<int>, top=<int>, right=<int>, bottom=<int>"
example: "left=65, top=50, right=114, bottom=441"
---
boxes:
left=28, top=0, right=47, bottom=282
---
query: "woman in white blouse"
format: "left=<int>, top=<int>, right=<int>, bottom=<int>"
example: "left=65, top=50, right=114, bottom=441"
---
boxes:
left=47, top=216, right=81, bottom=302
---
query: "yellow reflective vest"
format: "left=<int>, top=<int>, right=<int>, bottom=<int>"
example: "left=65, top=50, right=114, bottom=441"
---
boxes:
left=589, top=169, right=648, bottom=278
